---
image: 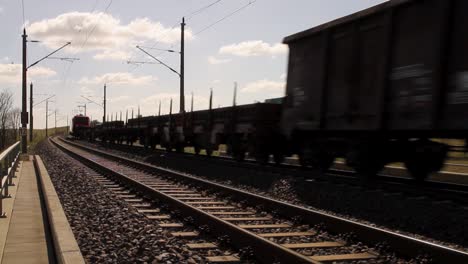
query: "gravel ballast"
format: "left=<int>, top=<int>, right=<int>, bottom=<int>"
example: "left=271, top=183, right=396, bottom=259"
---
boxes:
left=78, top=141, right=468, bottom=253
left=36, top=140, right=240, bottom=264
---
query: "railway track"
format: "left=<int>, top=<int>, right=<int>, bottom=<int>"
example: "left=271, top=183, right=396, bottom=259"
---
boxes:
left=52, top=137, right=468, bottom=263
left=77, top=140, right=468, bottom=204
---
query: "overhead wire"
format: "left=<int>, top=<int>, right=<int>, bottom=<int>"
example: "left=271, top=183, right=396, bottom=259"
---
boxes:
left=80, top=0, right=114, bottom=50
left=127, top=0, right=225, bottom=72
left=62, top=0, right=110, bottom=114
left=194, top=0, right=257, bottom=36
left=185, top=0, right=223, bottom=20
left=21, top=0, right=26, bottom=26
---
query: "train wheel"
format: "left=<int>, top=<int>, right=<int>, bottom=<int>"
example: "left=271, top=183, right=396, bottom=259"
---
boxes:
left=194, top=146, right=201, bottom=155
left=273, top=153, right=284, bottom=165
left=314, top=153, right=335, bottom=172
left=206, top=147, right=213, bottom=157
left=255, top=152, right=269, bottom=165
left=346, top=142, right=385, bottom=179
left=404, top=139, right=448, bottom=181
left=176, top=145, right=184, bottom=153
left=234, top=150, right=245, bottom=161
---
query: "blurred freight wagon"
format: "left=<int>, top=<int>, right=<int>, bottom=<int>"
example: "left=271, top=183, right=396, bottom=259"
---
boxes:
left=281, top=0, right=468, bottom=179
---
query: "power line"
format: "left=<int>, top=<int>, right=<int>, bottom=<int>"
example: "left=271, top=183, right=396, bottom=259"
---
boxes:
left=194, top=0, right=257, bottom=36
left=21, top=0, right=26, bottom=26
left=80, top=0, right=114, bottom=50
left=127, top=0, right=224, bottom=70
left=186, top=0, right=223, bottom=20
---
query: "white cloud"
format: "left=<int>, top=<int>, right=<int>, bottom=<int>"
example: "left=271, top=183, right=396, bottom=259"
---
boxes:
left=80, top=86, right=96, bottom=97
left=219, top=40, right=287, bottom=57
left=93, top=50, right=131, bottom=61
left=108, top=95, right=130, bottom=103
left=241, top=79, right=285, bottom=93
left=207, top=56, right=231, bottom=65
left=28, top=12, right=194, bottom=57
left=211, top=80, right=221, bottom=84
left=0, top=7, right=3, bottom=14
left=79, top=72, right=156, bottom=86
left=0, top=64, right=56, bottom=84
left=280, top=73, right=287, bottom=80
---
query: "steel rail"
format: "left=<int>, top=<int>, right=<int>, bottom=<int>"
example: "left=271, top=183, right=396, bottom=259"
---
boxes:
left=81, top=140, right=468, bottom=203
left=56, top=138, right=468, bottom=263
left=51, top=138, right=317, bottom=263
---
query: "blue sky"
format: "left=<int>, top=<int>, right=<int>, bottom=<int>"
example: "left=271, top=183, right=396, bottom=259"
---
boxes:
left=0, top=0, right=387, bottom=128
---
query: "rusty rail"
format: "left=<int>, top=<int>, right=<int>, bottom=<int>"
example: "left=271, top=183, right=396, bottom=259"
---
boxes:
left=0, top=142, right=21, bottom=217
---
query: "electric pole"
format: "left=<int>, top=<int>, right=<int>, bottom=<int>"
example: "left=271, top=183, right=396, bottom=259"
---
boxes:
left=54, top=110, right=57, bottom=135
left=21, top=29, right=28, bottom=153
left=233, top=82, right=237, bottom=107
left=46, top=99, right=48, bottom=137
left=29, top=82, right=33, bottom=142
left=180, top=17, right=185, bottom=113
left=21, top=29, right=70, bottom=151
left=103, top=84, right=107, bottom=123
left=134, top=17, right=185, bottom=114
left=78, top=104, right=87, bottom=116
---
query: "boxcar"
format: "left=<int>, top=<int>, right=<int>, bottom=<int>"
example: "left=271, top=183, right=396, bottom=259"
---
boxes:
left=282, top=0, right=468, bottom=179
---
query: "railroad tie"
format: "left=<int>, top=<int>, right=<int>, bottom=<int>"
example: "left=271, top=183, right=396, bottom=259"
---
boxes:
left=238, top=224, right=291, bottom=229
left=209, top=211, right=255, bottom=215
left=132, top=203, right=152, bottom=208
left=281, top=241, right=344, bottom=249
left=104, top=184, right=120, bottom=188
left=124, top=198, right=144, bottom=203
left=186, top=243, right=218, bottom=249
left=205, top=255, right=240, bottom=263
left=309, top=252, right=377, bottom=262
left=155, top=188, right=187, bottom=191
left=258, top=231, right=316, bottom=238
left=146, top=215, right=171, bottom=220
left=114, top=191, right=131, bottom=194
left=158, top=223, right=184, bottom=228
left=176, top=197, right=215, bottom=201
left=137, top=209, right=160, bottom=213
left=171, top=232, right=199, bottom=238
left=221, top=217, right=272, bottom=222
left=108, top=187, right=126, bottom=191
left=170, top=194, right=203, bottom=197
left=97, top=180, right=113, bottom=183
left=119, top=194, right=137, bottom=198
left=196, top=206, right=236, bottom=210
left=186, top=201, right=225, bottom=205
left=162, top=190, right=197, bottom=194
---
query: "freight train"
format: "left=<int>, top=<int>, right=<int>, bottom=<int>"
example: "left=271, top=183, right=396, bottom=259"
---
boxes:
left=77, top=0, right=468, bottom=180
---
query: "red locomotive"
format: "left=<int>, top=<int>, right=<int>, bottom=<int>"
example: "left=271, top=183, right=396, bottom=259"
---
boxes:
left=71, top=115, right=90, bottom=138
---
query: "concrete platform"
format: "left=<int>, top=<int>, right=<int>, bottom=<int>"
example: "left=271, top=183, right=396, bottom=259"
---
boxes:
left=0, top=155, right=84, bottom=264
left=0, top=155, right=54, bottom=263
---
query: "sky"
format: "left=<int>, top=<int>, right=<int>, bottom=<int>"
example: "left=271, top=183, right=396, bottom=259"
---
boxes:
left=0, top=0, right=387, bottom=128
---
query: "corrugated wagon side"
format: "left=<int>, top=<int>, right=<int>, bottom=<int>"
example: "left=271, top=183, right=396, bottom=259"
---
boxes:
left=282, top=0, right=468, bottom=179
